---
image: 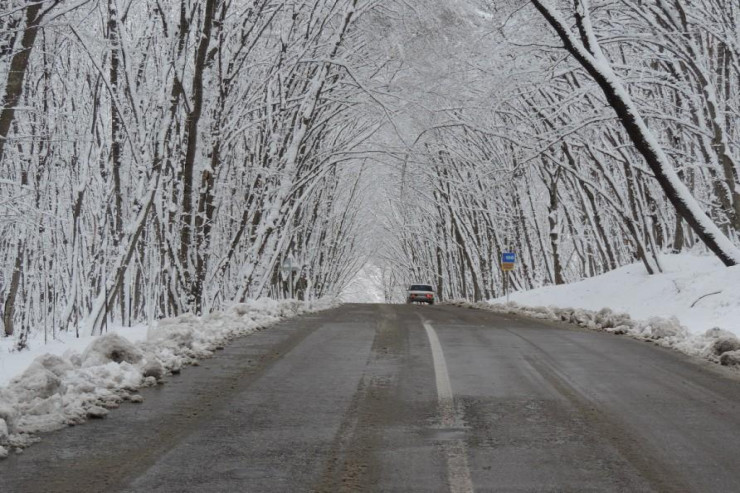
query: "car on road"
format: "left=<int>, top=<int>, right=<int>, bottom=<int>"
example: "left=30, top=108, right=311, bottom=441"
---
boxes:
left=407, top=284, right=435, bottom=305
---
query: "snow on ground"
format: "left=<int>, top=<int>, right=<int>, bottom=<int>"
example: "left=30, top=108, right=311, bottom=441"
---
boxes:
left=501, top=254, right=740, bottom=335
left=0, top=325, right=150, bottom=390
left=450, top=253, right=740, bottom=371
left=0, top=298, right=338, bottom=459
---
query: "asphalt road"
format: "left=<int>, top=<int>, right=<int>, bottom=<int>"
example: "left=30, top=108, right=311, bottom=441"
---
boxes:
left=3, top=303, right=740, bottom=492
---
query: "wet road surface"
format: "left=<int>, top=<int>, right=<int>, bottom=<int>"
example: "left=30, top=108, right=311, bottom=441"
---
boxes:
left=3, top=303, right=740, bottom=492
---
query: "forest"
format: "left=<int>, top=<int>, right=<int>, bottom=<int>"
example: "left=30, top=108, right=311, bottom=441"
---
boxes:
left=377, top=0, right=740, bottom=301
left=1, top=0, right=738, bottom=344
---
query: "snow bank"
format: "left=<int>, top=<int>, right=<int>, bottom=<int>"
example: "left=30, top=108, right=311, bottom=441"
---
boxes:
left=0, top=298, right=337, bottom=457
left=499, top=254, right=740, bottom=335
left=447, top=300, right=740, bottom=368
left=447, top=253, right=740, bottom=369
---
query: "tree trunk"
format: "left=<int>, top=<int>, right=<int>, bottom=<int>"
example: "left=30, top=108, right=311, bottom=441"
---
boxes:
left=108, top=0, right=126, bottom=323
left=179, top=0, right=219, bottom=310
left=0, top=3, right=42, bottom=163
left=546, top=168, right=565, bottom=285
left=0, top=2, right=42, bottom=336
left=3, top=244, right=23, bottom=337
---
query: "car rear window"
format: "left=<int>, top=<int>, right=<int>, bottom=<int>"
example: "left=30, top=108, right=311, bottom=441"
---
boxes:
left=409, top=285, right=433, bottom=291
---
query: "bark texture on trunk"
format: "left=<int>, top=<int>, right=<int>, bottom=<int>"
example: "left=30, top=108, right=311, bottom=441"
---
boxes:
left=0, top=4, right=42, bottom=163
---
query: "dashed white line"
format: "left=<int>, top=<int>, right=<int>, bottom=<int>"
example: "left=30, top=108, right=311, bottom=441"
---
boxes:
left=421, top=317, right=474, bottom=493
left=443, top=440, right=475, bottom=493
left=422, top=319, right=456, bottom=427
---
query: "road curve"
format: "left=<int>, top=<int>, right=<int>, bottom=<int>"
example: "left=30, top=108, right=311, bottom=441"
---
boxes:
left=2, top=303, right=740, bottom=492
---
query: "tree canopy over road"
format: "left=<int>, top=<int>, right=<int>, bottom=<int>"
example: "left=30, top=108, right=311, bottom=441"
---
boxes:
left=1, top=0, right=738, bottom=340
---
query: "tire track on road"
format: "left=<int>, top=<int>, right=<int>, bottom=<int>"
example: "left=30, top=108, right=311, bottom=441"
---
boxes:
left=314, top=305, right=404, bottom=492
left=508, top=328, right=691, bottom=493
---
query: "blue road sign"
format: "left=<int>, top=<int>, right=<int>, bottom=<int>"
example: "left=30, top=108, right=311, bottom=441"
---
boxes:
left=502, top=252, right=516, bottom=263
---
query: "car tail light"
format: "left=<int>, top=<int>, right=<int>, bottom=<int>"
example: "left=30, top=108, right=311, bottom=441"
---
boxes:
left=426, top=294, right=433, bottom=298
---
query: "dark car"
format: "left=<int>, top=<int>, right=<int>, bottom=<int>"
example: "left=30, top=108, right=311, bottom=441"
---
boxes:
left=407, top=284, right=435, bottom=305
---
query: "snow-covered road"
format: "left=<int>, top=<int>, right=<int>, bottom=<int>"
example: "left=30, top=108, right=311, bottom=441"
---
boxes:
left=2, top=303, right=740, bottom=492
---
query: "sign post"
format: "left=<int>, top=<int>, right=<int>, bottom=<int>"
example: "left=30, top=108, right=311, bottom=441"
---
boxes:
left=281, top=256, right=297, bottom=299
left=501, top=252, right=516, bottom=303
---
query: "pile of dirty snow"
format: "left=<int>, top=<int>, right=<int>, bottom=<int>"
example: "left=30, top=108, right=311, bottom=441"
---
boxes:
left=0, top=299, right=337, bottom=458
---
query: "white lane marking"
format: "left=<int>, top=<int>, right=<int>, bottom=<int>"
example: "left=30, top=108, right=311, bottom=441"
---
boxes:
left=443, top=440, right=475, bottom=493
left=422, top=320, right=456, bottom=427
left=421, top=317, right=474, bottom=493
